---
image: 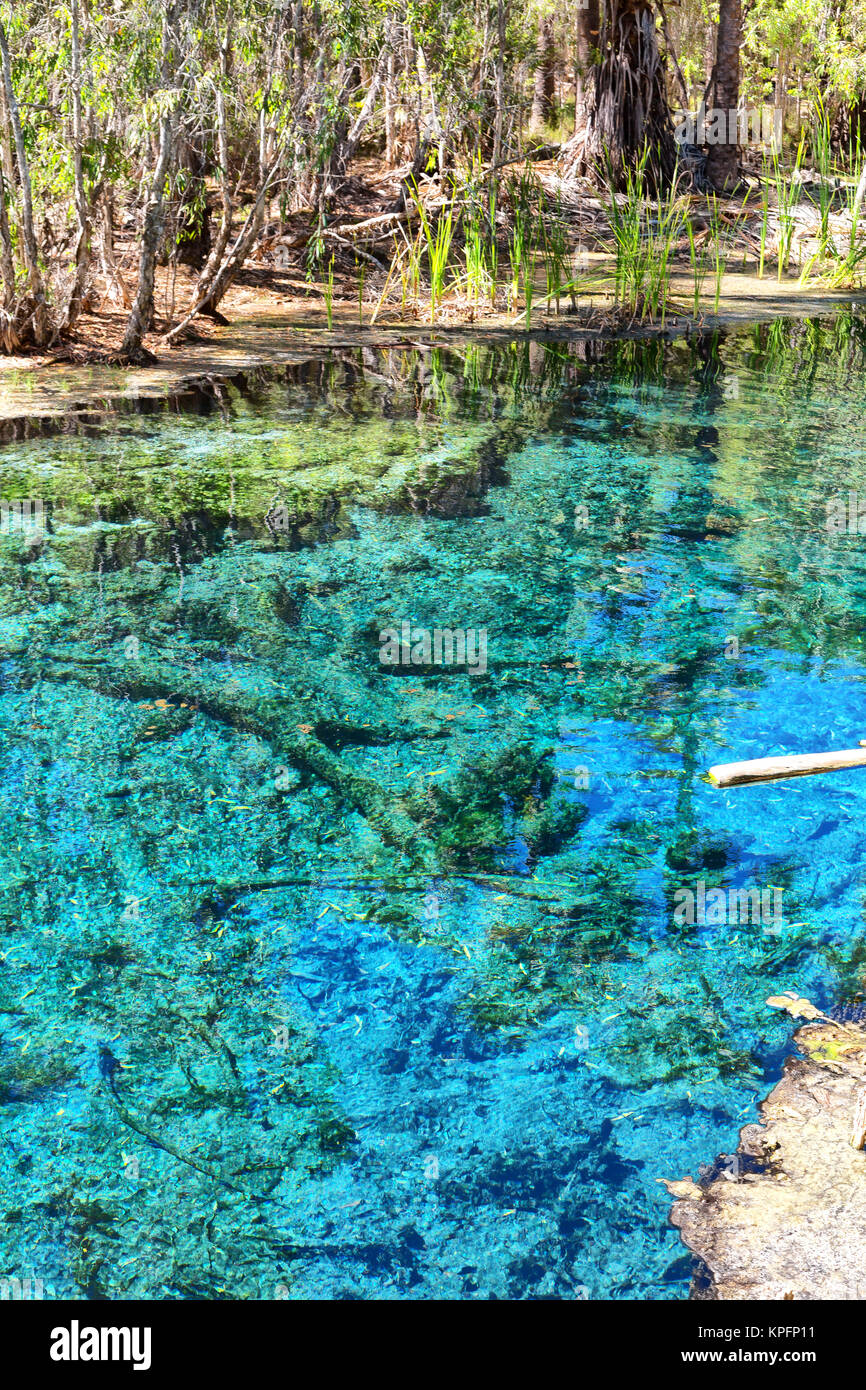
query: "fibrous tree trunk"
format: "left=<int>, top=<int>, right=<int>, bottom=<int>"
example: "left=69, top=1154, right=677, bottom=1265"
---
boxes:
left=530, top=14, right=556, bottom=133
left=569, top=0, right=677, bottom=188
left=706, top=0, right=742, bottom=191
left=573, top=0, right=600, bottom=136
left=492, top=0, right=507, bottom=166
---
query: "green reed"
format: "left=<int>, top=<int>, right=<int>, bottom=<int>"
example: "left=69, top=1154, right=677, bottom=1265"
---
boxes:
left=413, top=185, right=456, bottom=324
left=323, top=254, right=335, bottom=329
left=602, top=146, right=685, bottom=325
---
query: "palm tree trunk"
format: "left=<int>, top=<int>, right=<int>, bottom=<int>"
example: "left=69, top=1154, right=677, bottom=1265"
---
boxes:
left=706, top=0, right=742, bottom=192
left=573, top=0, right=600, bottom=136
left=579, top=0, right=676, bottom=188
left=530, top=15, right=556, bottom=133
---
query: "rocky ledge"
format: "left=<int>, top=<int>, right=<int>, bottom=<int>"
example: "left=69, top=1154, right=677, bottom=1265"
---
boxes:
left=665, top=1005, right=866, bottom=1300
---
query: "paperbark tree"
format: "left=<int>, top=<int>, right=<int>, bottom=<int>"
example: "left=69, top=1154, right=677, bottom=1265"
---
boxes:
left=0, top=15, right=50, bottom=344
left=59, top=0, right=92, bottom=334
left=119, top=1, right=178, bottom=362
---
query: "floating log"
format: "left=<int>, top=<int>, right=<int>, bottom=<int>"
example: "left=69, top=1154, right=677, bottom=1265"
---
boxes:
left=708, top=745, right=866, bottom=788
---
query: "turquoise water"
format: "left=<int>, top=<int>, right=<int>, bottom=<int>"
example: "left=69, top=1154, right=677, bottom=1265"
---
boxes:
left=3, top=321, right=866, bottom=1299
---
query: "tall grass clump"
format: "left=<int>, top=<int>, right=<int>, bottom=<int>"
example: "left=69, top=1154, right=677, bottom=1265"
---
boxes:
left=810, top=97, right=836, bottom=262
left=602, top=145, right=685, bottom=325
left=485, top=182, right=499, bottom=306
left=506, top=170, right=536, bottom=316
left=459, top=165, right=498, bottom=308
left=772, top=134, right=805, bottom=279
left=537, top=191, right=573, bottom=312
left=412, top=184, right=456, bottom=324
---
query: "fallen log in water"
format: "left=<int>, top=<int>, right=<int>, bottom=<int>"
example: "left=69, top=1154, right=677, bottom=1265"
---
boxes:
left=708, top=745, right=866, bottom=788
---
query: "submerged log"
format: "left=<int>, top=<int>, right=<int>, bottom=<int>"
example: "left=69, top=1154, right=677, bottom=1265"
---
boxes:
left=708, top=746, right=866, bottom=788
left=38, top=646, right=438, bottom=868
left=665, top=1018, right=866, bottom=1299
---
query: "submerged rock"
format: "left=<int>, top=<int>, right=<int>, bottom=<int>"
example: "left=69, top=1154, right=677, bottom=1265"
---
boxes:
left=666, top=1019, right=866, bottom=1300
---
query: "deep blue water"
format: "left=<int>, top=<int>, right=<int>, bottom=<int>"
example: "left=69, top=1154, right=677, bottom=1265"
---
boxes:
left=2, top=322, right=866, bottom=1299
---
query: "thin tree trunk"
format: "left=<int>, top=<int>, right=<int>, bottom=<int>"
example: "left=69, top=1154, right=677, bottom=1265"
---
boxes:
left=163, top=163, right=277, bottom=342
left=384, top=46, right=396, bottom=165
left=120, top=3, right=177, bottom=361
left=191, top=19, right=233, bottom=321
left=0, top=154, right=18, bottom=356
left=0, top=162, right=19, bottom=349
left=60, top=0, right=92, bottom=334
left=706, top=0, right=742, bottom=191
left=0, top=163, right=15, bottom=305
left=341, top=38, right=391, bottom=170
left=0, top=17, right=50, bottom=344
left=0, top=80, right=13, bottom=185
left=416, top=44, right=444, bottom=173
left=120, top=106, right=174, bottom=359
left=98, top=192, right=133, bottom=309
left=658, top=0, right=690, bottom=112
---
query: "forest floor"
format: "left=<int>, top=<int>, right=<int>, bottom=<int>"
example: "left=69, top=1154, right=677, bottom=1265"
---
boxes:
left=1, top=154, right=864, bottom=415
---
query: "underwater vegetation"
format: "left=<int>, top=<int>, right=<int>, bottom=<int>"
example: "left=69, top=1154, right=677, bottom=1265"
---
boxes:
left=3, top=322, right=866, bottom=1298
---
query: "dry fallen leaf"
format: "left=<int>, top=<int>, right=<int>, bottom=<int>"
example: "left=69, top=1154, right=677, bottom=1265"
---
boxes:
left=296, top=723, right=314, bottom=734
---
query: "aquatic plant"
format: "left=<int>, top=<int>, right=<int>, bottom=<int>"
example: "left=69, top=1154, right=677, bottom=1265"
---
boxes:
left=602, top=145, right=685, bottom=325
left=413, top=184, right=456, bottom=324
left=685, top=216, right=710, bottom=318
left=323, top=254, right=335, bottom=330
left=772, top=135, right=805, bottom=279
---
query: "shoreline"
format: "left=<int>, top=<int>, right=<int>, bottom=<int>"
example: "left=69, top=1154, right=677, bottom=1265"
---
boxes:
left=666, top=1018, right=866, bottom=1300
left=0, top=271, right=863, bottom=435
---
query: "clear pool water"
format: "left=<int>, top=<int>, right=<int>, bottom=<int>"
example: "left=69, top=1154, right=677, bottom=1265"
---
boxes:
left=3, top=319, right=866, bottom=1300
